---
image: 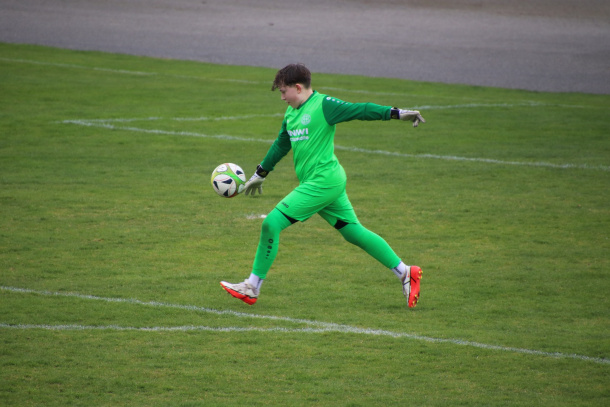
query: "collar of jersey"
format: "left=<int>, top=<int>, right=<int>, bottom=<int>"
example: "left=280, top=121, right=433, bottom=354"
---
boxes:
left=295, top=90, right=318, bottom=110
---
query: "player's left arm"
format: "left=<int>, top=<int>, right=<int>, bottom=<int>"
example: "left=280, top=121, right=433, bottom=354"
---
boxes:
left=322, top=96, right=425, bottom=127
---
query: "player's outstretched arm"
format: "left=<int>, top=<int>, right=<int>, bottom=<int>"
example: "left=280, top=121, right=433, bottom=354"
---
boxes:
left=390, top=108, right=426, bottom=127
left=321, top=96, right=425, bottom=128
left=244, top=164, right=268, bottom=196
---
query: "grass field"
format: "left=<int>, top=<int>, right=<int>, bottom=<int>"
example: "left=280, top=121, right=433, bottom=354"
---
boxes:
left=0, top=42, right=609, bottom=406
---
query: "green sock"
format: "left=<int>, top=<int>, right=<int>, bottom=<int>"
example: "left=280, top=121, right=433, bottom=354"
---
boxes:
left=251, top=208, right=293, bottom=279
left=338, top=223, right=401, bottom=269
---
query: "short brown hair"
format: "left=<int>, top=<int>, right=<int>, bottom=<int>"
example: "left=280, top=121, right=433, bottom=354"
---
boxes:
left=271, top=63, right=311, bottom=91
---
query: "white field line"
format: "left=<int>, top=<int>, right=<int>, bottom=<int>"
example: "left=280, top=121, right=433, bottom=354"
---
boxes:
left=0, top=57, right=155, bottom=76
left=60, top=118, right=610, bottom=172
left=1, top=286, right=608, bottom=365
left=62, top=119, right=274, bottom=144
left=60, top=101, right=552, bottom=126
left=78, top=113, right=284, bottom=123
left=0, top=57, right=259, bottom=84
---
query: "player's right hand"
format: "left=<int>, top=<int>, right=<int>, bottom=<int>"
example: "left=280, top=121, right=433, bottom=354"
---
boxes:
left=244, top=173, right=265, bottom=196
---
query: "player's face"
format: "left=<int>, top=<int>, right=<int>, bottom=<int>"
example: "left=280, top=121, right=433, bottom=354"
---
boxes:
left=279, top=85, right=301, bottom=109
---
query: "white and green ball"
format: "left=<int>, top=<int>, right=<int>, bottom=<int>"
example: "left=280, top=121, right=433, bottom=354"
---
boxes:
left=210, top=163, right=247, bottom=198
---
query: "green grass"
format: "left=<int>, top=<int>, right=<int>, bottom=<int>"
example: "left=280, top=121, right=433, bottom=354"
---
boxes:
left=1, top=42, right=609, bottom=406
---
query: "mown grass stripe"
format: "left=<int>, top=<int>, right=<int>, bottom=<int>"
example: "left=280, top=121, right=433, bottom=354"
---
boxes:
left=2, top=57, right=595, bottom=107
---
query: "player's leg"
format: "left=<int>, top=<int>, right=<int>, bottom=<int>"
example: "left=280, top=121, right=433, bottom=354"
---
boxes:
left=319, top=192, right=422, bottom=307
left=251, top=207, right=296, bottom=280
left=337, top=222, right=400, bottom=268
left=254, top=181, right=343, bottom=276
left=221, top=181, right=343, bottom=305
left=220, top=208, right=294, bottom=305
left=336, top=222, right=422, bottom=308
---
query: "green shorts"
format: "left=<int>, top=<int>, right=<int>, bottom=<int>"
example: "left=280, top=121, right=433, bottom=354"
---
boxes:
left=276, top=181, right=359, bottom=226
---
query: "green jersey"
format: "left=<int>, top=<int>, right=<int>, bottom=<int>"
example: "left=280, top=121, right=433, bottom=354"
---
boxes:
left=261, top=91, right=392, bottom=184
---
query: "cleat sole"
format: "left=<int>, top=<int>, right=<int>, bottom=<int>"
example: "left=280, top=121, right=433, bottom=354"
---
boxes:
left=220, top=282, right=257, bottom=305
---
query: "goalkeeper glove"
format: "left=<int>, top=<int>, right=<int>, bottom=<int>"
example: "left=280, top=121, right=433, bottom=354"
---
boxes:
left=244, top=165, right=268, bottom=196
left=390, top=108, right=426, bottom=127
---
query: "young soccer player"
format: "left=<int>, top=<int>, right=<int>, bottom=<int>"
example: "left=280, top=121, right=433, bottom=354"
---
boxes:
left=220, top=63, right=425, bottom=308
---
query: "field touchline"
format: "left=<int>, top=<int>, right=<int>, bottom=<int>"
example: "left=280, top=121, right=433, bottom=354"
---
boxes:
left=59, top=118, right=610, bottom=172
left=1, top=286, right=608, bottom=365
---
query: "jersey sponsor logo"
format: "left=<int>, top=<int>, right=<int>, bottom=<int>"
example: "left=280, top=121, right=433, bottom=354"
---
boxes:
left=290, top=136, right=309, bottom=142
left=288, top=128, right=309, bottom=142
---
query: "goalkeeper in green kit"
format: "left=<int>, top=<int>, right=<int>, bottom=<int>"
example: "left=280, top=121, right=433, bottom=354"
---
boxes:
left=220, top=64, right=425, bottom=308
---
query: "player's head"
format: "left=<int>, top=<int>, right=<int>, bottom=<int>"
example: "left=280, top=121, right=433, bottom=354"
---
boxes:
left=272, top=63, right=311, bottom=91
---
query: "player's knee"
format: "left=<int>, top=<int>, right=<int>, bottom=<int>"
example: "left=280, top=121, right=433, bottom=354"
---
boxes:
left=261, top=209, right=296, bottom=235
left=260, top=216, right=275, bottom=234
left=261, top=214, right=281, bottom=235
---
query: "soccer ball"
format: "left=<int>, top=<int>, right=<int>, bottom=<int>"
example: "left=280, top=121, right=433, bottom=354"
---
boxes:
left=210, top=163, right=247, bottom=198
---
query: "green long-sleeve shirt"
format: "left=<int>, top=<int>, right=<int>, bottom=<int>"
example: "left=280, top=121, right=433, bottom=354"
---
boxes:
left=261, top=91, right=392, bottom=185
